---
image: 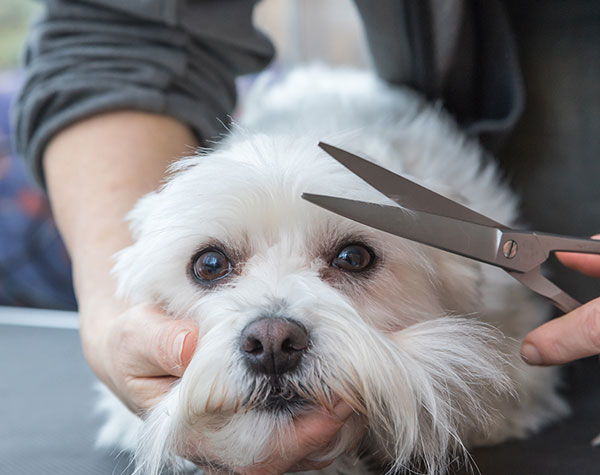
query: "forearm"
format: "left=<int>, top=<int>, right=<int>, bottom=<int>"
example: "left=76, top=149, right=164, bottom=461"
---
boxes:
left=44, top=110, right=198, bottom=346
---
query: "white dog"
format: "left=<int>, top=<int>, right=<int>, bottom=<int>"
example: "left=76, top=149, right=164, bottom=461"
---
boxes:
left=97, top=67, right=568, bottom=474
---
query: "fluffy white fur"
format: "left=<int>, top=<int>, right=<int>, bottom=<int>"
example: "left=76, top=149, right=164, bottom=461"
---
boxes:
left=97, top=67, right=568, bottom=474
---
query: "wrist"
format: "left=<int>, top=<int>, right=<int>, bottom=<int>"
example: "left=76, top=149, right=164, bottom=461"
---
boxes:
left=78, top=292, right=124, bottom=382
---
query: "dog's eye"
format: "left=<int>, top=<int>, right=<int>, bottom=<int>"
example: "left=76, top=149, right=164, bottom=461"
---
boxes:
left=332, top=244, right=374, bottom=272
left=191, top=249, right=232, bottom=282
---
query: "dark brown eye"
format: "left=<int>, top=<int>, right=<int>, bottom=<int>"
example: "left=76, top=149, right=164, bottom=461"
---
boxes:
left=191, top=249, right=232, bottom=283
left=331, top=244, right=374, bottom=272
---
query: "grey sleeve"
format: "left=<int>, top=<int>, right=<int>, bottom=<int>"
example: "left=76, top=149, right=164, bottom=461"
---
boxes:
left=12, top=0, right=275, bottom=187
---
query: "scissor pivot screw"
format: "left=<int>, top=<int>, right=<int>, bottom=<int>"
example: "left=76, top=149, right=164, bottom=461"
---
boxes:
left=503, top=240, right=518, bottom=259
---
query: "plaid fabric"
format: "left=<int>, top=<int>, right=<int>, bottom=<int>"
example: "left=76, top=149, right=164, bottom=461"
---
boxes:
left=0, top=73, right=76, bottom=310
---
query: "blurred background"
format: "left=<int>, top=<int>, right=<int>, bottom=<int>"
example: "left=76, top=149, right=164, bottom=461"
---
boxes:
left=0, top=1, right=41, bottom=69
left=0, top=0, right=370, bottom=311
left=0, top=0, right=76, bottom=310
left=254, top=0, right=368, bottom=68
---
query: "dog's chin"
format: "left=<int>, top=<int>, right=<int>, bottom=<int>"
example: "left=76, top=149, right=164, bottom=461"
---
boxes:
left=173, top=386, right=354, bottom=472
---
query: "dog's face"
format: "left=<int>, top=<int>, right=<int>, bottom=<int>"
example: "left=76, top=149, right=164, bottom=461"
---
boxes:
left=114, top=135, right=510, bottom=474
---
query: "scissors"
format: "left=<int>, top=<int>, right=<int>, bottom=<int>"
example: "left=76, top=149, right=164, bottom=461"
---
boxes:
left=302, top=143, right=600, bottom=314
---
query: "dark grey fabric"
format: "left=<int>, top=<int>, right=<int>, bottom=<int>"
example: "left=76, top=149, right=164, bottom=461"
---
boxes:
left=12, top=0, right=274, bottom=188
left=354, top=0, right=525, bottom=152
left=353, top=0, right=436, bottom=96
left=498, top=0, right=600, bottom=304
left=454, top=357, right=600, bottom=475
left=459, top=0, right=600, bottom=472
left=14, top=0, right=525, bottom=189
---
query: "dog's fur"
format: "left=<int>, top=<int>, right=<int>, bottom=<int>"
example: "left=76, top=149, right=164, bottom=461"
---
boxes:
left=97, top=67, right=568, bottom=474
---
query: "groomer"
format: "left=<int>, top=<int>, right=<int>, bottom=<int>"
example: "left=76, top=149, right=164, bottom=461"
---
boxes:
left=13, top=0, right=600, bottom=473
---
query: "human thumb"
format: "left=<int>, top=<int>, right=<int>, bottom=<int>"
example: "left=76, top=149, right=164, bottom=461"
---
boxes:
left=150, top=319, right=199, bottom=378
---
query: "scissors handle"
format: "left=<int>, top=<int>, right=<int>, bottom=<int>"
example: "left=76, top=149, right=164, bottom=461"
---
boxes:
left=535, top=233, right=600, bottom=255
left=507, top=234, right=600, bottom=313
left=497, top=231, right=600, bottom=274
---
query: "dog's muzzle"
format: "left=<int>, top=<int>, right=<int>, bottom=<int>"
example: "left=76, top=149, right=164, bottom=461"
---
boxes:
left=240, top=317, right=309, bottom=376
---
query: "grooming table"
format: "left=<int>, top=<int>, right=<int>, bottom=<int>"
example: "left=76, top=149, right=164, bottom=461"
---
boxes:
left=1, top=306, right=598, bottom=475
left=0, top=307, right=132, bottom=475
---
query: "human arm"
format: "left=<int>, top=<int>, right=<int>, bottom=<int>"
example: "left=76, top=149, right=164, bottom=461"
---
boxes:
left=44, top=110, right=201, bottom=411
left=14, top=0, right=274, bottom=410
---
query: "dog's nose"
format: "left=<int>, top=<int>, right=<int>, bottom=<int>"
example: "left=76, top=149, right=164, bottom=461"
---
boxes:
left=240, top=317, right=309, bottom=375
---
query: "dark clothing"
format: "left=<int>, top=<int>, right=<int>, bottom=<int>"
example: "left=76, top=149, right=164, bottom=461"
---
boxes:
left=14, top=0, right=526, bottom=188
left=13, top=0, right=274, bottom=188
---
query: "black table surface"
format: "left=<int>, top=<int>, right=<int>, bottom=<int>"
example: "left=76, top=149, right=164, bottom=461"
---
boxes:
left=1, top=309, right=599, bottom=475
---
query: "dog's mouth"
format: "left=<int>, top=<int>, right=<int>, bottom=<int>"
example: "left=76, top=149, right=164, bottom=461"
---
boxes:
left=243, top=379, right=314, bottom=414
left=260, top=391, right=310, bottom=413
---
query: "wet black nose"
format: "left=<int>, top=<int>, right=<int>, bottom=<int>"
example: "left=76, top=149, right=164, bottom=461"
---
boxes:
left=240, top=317, right=309, bottom=375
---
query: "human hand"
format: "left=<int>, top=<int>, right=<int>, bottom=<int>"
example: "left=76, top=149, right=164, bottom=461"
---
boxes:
left=196, top=402, right=356, bottom=475
left=80, top=301, right=199, bottom=414
left=521, top=235, right=600, bottom=366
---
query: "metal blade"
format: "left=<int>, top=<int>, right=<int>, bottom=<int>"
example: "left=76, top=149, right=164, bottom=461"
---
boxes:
left=508, top=269, right=580, bottom=313
left=318, top=142, right=505, bottom=228
left=301, top=193, right=530, bottom=270
left=303, top=193, right=584, bottom=312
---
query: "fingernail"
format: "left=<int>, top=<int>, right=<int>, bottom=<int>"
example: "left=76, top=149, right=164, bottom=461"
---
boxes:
left=174, top=331, right=190, bottom=366
left=521, top=343, right=542, bottom=365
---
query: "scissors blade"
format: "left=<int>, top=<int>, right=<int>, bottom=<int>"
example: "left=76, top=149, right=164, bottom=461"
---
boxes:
left=302, top=193, right=588, bottom=311
left=507, top=269, right=581, bottom=313
left=302, top=193, right=530, bottom=270
left=318, top=142, right=506, bottom=228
